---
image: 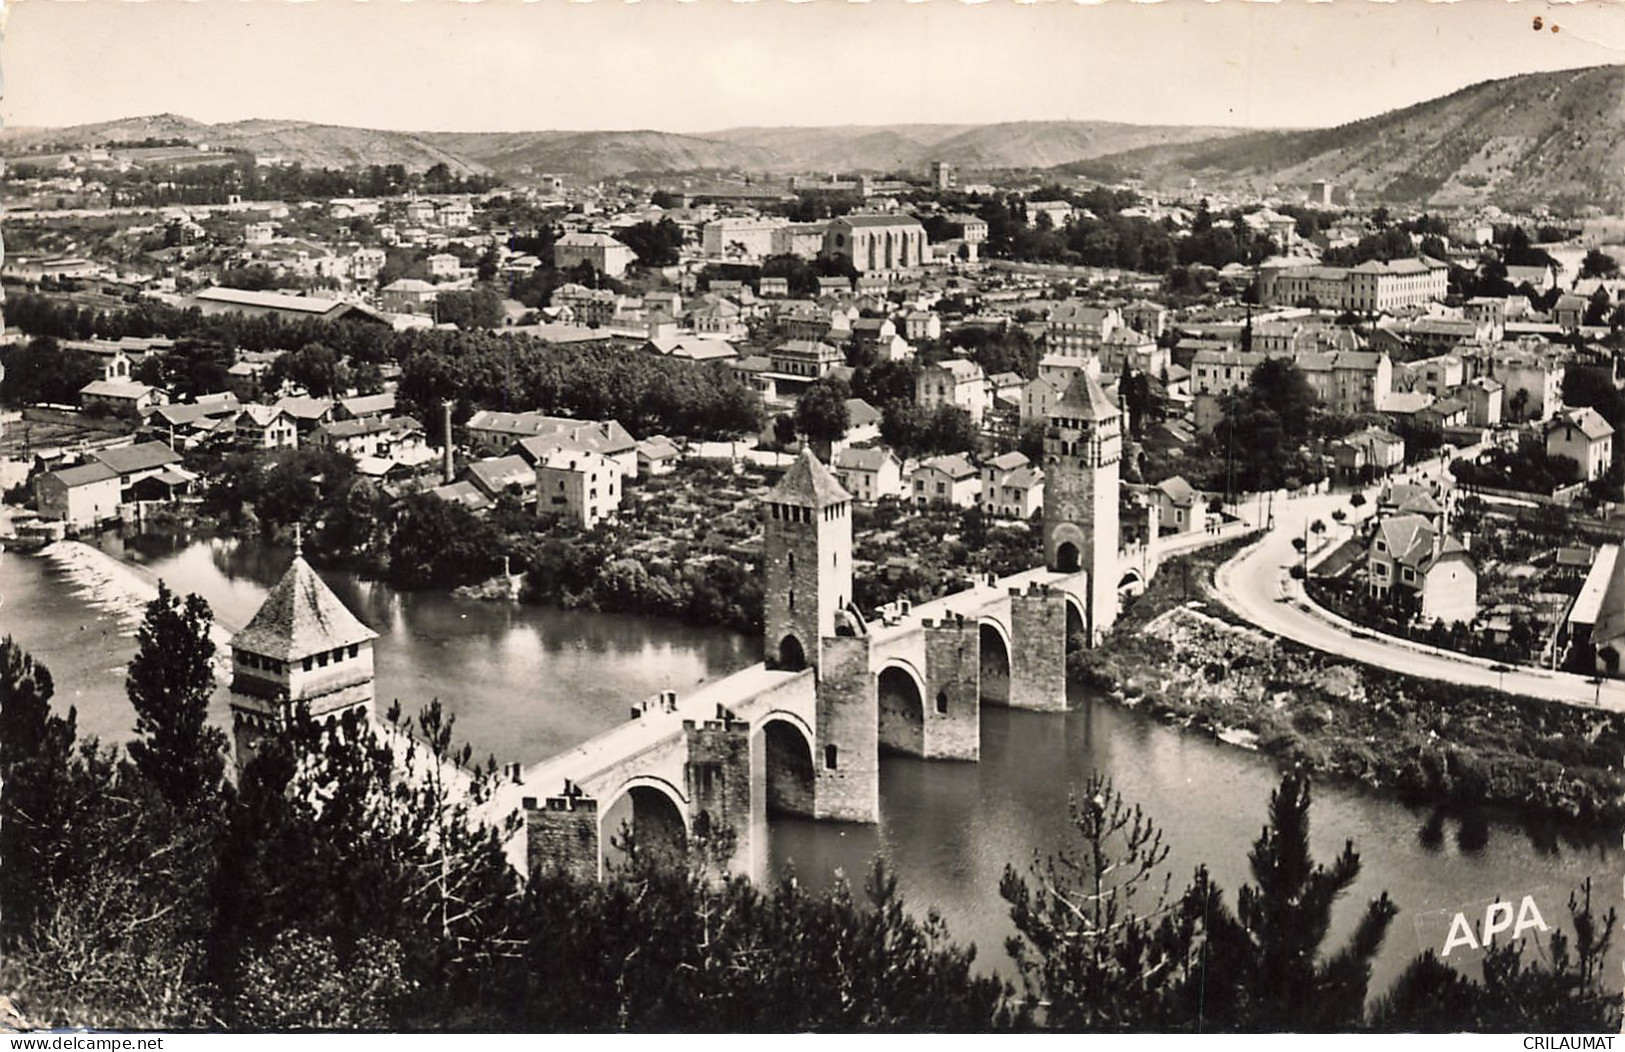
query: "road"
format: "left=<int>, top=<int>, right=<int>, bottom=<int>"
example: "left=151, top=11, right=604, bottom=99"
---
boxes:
left=1209, top=458, right=1625, bottom=714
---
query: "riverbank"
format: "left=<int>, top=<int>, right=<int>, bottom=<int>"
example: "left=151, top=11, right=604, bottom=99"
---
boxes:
left=1075, top=538, right=1625, bottom=825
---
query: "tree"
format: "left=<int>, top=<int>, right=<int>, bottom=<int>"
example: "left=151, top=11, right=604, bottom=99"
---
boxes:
left=125, top=581, right=226, bottom=811
left=794, top=377, right=851, bottom=454
left=1371, top=879, right=1620, bottom=1032
left=1580, top=248, right=1619, bottom=281
left=619, top=218, right=685, bottom=268
left=1001, top=775, right=1191, bottom=1029
left=0, top=638, right=79, bottom=938
left=1210, top=773, right=1398, bottom=1029
left=271, top=342, right=349, bottom=398
left=435, top=288, right=505, bottom=330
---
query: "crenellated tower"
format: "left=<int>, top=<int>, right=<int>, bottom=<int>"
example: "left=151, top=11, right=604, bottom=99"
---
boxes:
left=761, top=447, right=853, bottom=673
left=1043, top=369, right=1122, bottom=645
left=227, top=538, right=379, bottom=772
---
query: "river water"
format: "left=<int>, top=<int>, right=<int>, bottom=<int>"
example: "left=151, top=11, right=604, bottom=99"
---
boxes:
left=2, top=530, right=1616, bottom=1002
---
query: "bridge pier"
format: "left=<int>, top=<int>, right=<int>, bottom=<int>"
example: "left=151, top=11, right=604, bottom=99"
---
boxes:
left=921, top=615, right=980, bottom=760
left=684, top=715, right=753, bottom=877
left=815, top=634, right=879, bottom=822
left=1008, top=583, right=1070, bottom=712
left=524, top=788, right=600, bottom=883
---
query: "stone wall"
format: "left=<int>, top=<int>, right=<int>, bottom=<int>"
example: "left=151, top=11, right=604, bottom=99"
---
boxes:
left=1009, top=584, right=1068, bottom=712
left=685, top=717, right=753, bottom=876
left=923, top=616, right=980, bottom=760
left=815, top=634, right=879, bottom=822
left=524, top=791, right=600, bottom=883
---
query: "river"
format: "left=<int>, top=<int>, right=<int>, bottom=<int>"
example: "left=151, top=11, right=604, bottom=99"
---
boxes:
left=1, top=530, right=1616, bottom=1002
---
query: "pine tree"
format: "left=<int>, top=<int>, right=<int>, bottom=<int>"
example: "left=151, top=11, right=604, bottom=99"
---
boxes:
left=0, top=638, right=78, bottom=939
left=126, top=581, right=226, bottom=810
left=1223, top=772, right=1398, bottom=1030
left=1000, top=774, right=1194, bottom=1029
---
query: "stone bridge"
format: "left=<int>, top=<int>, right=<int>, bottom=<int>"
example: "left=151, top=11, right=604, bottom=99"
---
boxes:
left=488, top=373, right=1187, bottom=882
left=486, top=563, right=1091, bottom=883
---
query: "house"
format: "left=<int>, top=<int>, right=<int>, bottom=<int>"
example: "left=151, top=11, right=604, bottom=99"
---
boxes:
left=769, top=340, right=844, bottom=380
left=235, top=405, right=299, bottom=450
left=1378, top=482, right=1445, bottom=528
left=503, top=418, right=640, bottom=479
left=274, top=396, right=336, bottom=436
left=90, top=442, right=184, bottom=499
left=1545, top=407, right=1615, bottom=483
left=426, top=253, right=462, bottom=280
left=842, top=399, right=883, bottom=448
left=1367, top=514, right=1478, bottom=624
left=227, top=360, right=271, bottom=402
left=381, top=278, right=440, bottom=315
left=1459, top=377, right=1504, bottom=428
left=759, top=277, right=791, bottom=299
left=1419, top=396, right=1469, bottom=431
left=1153, top=476, right=1201, bottom=535
left=1020, top=375, right=1064, bottom=425
left=1122, top=300, right=1169, bottom=340
left=915, top=358, right=990, bottom=421
left=688, top=298, right=746, bottom=339
left=142, top=398, right=240, bottom=449
left=465, top=455, right=537, bottom=506
left=1047, top=302, right=1120, bottom=358
left=910, top=453, right=979, bottom=508
left=310, top=416, right=427, bottom=461
left=636, top=435, right=681, bottom=476
left=79, top=379, right=164, bottom=414
left=1571, top=545, right=1625, bottom=672
left=554, top=232, right=636, bottom=278
left=427, top=479, right=494, bottom=514
left=535, top=449, right=621, bottom=528
left=980, top=452, right=1044, bottom=519
left=903, top=310, right=941, bottom=342
left=436, top=199, right=474, bottom=229
left=833, top=446, right=906, bottom=502
left=34, top=462, right=121, bottom=528
left=1333, top=427, right=1406, bottom=478
left=1489, top=347, right=1565, bottom=422
left=336, top=392, right=397, bottom=422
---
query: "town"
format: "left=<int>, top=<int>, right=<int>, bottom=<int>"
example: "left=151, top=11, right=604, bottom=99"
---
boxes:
left=8, top=146, right=1625, bottom=680
left=4, top=36, right=1625, bottom=1032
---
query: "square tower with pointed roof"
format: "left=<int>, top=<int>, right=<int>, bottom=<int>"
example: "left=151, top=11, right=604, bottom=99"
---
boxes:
left=1044, top=370, right=1122, bottom=645
left=227, top=551, right=379, bottom=771
left=761, top=448, right=854, bottom=673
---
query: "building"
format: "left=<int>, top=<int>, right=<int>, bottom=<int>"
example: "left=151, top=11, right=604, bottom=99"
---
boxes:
left=235, top=405, right=299, bottom=450
left=78, top=379, right=164, bottom=415
left=1545, top=407, right=1615, bottom=483
left=911, top=454, right=979, bottom=508
left=426, top=253, right=462, bottom=280
left=185, top=287, right=388, bottom=326
left=310, top=416, right=427, bottom=461
left=1122, top=300, right=1168, bottom=340
left=770, top=340, right=844, bottom=380
left=930, top=161, right=955, bottom=191
left=915, top=359, right=990, bottom=421
left=1367, top=514, right=1477, bottom=625
left=1489, top=347, right=1565, bottom=423
left=1333, top=426, right=1406, bottom=478
left=90, top=442, right=184, bottom=499
left=702, top=217, right=783, bottom=260
left=227, top=545, right=379, bottom=771
left=34, top=461, right=121, bottom=528
left=771, top=222, right=829, bottom=260
left=1026, top=201, right=1074, bottom=228
left=466, top=455, right=537, bottom=505
left=1459, top=376, right=1504, bottom=428
left=1568, top=545, right=1623, bottom=672
left=536, top=449, right=622, bottom=528
left=980, top=452, right=1044, bottom=519
left=833, top=446, right=906, bottom=503
left=381, top=278, right=440, bottom=315
left=464, top=411, right=637, bottom=476
left=1047, top=303, right=1121, bottom=358
left=1152, top=476, right=1200, bottom=535
left=554, top=232, right=636, bottom=278
left=822, top=215, right=927, bottom=275
left=636, top=435, right=681, bottom=476
left=1257, top=257, right=1449, bottom=311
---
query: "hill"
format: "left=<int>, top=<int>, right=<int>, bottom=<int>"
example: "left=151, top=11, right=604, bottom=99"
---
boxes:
left=416, top=129, right=776, bottom=181
left=703, top=120, right=1246, bottom=174
left=1060, top=64, right=1625, bottom=211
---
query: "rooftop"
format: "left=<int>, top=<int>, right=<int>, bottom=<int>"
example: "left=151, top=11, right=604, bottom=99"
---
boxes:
left=231, top=555, right=378, bottom=662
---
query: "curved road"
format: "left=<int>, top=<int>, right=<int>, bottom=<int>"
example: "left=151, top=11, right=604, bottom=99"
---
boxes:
left=1210, top=475, right=1625, bottom=715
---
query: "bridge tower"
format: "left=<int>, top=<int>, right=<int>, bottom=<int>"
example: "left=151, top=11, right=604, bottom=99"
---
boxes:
left=226, top=534, right=379, bottom=772
left=761, top=447, right=854, bottom=673
left=1043, top=369, right=1121, bottom=646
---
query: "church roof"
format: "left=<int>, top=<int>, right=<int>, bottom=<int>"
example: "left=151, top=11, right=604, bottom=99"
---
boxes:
left=231, top=555, right=377, bottom=662
left=766, top=447, right=851, bottom=508
left=1054, top=369, right=1119, bottom=423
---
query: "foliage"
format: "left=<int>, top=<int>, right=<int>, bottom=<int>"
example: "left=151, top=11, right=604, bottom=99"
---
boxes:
left=125, top=581, right=227, bottom=812
left=0, top=337, right=99, bottom=406
left=794, top=376, right=852, bottom=450
left=269, top=341, right=349, bottom=398
left=434, top=287, right=505, bottom=330
left=618, top=218, right=685, bottom=268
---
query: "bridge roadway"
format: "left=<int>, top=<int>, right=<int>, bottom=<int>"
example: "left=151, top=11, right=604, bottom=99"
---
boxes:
left=482, top=563, right=1091, bottom=881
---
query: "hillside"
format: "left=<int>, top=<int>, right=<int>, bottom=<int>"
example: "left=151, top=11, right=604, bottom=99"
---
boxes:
left=417, top=129, right=775, bottom=181
left=1061, top=64, right=1625, bottom=211
left=704, top=120, right=1246, bottom=174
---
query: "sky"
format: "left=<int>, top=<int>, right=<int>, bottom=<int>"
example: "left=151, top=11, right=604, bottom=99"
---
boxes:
left=4, top=0, right=1625, bottom=134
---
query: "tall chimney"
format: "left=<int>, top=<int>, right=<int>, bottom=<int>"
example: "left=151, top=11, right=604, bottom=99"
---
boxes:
left=441, top=399, right=456, bottom=485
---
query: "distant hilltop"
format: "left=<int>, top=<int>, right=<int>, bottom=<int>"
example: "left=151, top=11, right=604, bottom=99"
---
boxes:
left=6, top=63, right=1625, bottom=208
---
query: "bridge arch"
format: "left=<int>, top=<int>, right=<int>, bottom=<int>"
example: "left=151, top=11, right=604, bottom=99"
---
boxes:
left=877, top=659, right=927, bottom=756
left=774, top=632, right=809, bottom=672
left=1118, top=568, right=1145, bottom=596
left=979, top=617, right=1012, bottom=705
left=600, top=775, right=689, bottom=876
left=755, top=712, right=816, bottom=817
left=1065, top=594, right=1086, bottom=652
